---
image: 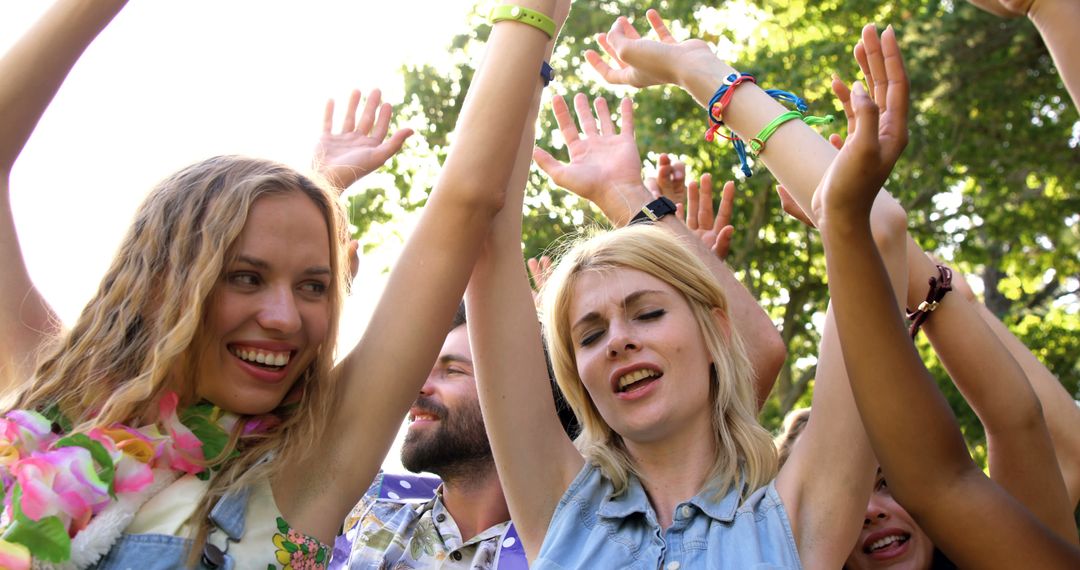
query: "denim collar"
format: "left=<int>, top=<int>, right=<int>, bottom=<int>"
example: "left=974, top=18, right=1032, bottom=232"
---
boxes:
left=597, top=472, right=743, bottom=523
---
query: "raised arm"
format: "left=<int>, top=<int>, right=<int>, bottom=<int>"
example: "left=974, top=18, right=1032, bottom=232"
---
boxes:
left=972, top=295, right=1080, bottom=508
left=816, top=37, right=1080, bottom=570
left=968, top=0, right=1080, bottom=110
left=904, top=247, right=1077, bottom=542
left=0, top=0, right=128, bottom=391
left=465, top=85, right=584, bottom=562
left=277, top=0, right=567, bottom=543
left=533, top=94, right=785, bottom=403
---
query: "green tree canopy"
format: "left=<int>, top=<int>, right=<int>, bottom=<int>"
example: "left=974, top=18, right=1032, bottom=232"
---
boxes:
left=352, top=0, right=1079, bottom=443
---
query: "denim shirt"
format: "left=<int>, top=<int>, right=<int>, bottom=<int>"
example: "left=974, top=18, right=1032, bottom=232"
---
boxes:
left=534, top=463, right=802, bottom=570
left=91, top=487, right=249, bottom=570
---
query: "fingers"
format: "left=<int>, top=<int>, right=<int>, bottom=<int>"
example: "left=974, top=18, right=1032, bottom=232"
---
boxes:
left=686, top=178, right=700, bottom=231
left=533, top=146, right=566, bottom=182
left=594, top=97, right=615, bottom=136
left=828, top=133, right=845, bottom=151
left=375, top=128, right=414, bottom=162
left=775, top=185, right=816, bottom=228
left=854, top=42, right=873, bottom=99
left=371, top=102, right=393, bottom=141
left=860, top=24, right=889, bottom=108
left=342, top=89, right=361, bottom=133
left=528, top=256, right=553, bottom=291
left=618, top=97, right=634, bottom=136
left=675, top=202, right=686, bottom=223
left=831, top=74, right=855, bottom=127
left=644, top=176, right=662, bottom=199
left=696, top=173, right=715, bottom=230
left=880, top=25, right=910, bottom=155
left=715, top=180, right=735, bottom=230
left=583, top=48, right=626, bottom=83
left=848, top=82, right=881, bottom=150
left=551, top=95, right=581, bottom=145
left=596, top=32, right=628, bottom=70
left=712, top=226, right=735, bottom=260
left=323, top=99, right=335, bottom=134
left=574, top=93, right=600, bottom=137
left=645, top=9, right=676, bottom=44
left=357, top=88, right=382, bottom=136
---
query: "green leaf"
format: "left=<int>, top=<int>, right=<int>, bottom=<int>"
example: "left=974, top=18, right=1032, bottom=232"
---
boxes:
left=179, top=405, right=231, bottom=463
left=40, top=403, right=72, bottom=434
left=3, top=487, right=71, bottom=562
left=54, top=433, right=115, bottom=498
left=276, top=516, right=289, bottom=534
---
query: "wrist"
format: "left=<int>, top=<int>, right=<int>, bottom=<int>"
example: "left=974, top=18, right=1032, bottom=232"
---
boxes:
left=675, top=55, right=736, bottom=106
left=596, top=182, right=653, bottom=226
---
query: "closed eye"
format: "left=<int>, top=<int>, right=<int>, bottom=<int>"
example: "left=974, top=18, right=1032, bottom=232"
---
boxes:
left=637, top=309, right=666, bottom=321
left=580, top=329, right=604, bottom=347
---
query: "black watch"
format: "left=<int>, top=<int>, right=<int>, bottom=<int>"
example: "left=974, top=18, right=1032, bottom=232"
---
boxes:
left=540, top=61, right=555, bottom=86
left=629, top=197, right=677, bottom=225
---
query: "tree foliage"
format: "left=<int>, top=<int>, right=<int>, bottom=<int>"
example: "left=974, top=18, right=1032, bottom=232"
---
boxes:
left=351, top=0, right=1079, bottom=444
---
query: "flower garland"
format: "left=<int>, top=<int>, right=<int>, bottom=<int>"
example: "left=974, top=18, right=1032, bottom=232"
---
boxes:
left=0, top=393, right=237, bottom=569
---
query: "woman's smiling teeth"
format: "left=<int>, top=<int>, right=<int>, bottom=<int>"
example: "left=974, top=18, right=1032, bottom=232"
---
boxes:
left=617, top=369, right=661, bottom=392
left=230, top=346, right=291, bottom=368
left=867, top=534, right=908, bottom=553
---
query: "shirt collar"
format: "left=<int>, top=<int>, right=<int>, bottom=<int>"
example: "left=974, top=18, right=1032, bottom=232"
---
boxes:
left=597, top=472, right=744, bottom=522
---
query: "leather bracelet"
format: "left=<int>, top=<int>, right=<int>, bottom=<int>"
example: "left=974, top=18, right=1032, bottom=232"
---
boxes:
left=629, top=197, right=677, bottom=225
left=490, top=5, right=556, bottom=39
left=906, top=264, right=953, bottom=339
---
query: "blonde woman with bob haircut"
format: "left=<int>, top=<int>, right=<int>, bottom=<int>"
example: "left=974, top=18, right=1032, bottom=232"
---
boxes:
left=0, top=0, right=568, bottom=567
left=464, top=11, right=920, bottom=569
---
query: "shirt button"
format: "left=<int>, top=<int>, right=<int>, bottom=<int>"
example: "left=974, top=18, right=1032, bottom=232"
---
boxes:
left=679, top=505, right=693, bottom=518
left=666, top=562, right=681, bottom=570
left=436, top=513, right=446, bottom=523
left=451, top=551, right=463, bottom=561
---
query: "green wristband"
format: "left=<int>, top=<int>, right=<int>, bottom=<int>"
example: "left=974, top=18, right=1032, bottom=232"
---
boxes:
left=748, top=110, right=804, bottom=156
left=490, top=4, right=556, bottom=39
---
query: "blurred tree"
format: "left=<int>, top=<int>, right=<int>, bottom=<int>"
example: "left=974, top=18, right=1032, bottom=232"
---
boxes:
left=350, top=0, right=1079, bottom=449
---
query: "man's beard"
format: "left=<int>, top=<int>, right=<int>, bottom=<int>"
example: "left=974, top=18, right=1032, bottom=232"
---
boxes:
left=401, top=395, right=493, bottom=478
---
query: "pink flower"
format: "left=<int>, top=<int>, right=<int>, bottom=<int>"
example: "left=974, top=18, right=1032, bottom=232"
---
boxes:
left=156, top=393, right=205, bottom=475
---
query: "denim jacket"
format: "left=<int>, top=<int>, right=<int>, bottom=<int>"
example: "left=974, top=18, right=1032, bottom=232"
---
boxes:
left=90, top=487, right=249, bottom=570
left=534, top=463, right=802, bottom=570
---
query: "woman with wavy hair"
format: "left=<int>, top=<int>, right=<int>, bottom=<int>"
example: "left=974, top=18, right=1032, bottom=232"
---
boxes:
left=0, top=0, right=566, bottom=567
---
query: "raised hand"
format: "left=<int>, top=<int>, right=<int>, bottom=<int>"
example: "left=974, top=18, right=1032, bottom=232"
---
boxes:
left=526, top=254, right=552, bottom=307
left=645, top=153, right=688, bottom=204
left=533, top=93, right=644, bottom=219
left=967, top=0, right=1037, bottom=17
left=586, top=9, right=714, bottom=88
left=313, top=88, right=414, bottom=191
left=684, top=174, right=736, bottom=261
left=812, top=25, right=909, bottom=229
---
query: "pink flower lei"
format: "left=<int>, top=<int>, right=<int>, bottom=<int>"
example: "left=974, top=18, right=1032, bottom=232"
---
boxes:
left=0, top=392, right=270, bottom=568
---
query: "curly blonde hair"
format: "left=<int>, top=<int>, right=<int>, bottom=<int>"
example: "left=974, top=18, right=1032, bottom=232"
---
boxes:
left=540, top=224, right=777, bottom=501
left=11, top=155, right=348, bottom=555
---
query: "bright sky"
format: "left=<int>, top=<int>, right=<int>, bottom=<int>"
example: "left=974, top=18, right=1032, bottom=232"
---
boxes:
left=2, top=0, right=477, bottom=472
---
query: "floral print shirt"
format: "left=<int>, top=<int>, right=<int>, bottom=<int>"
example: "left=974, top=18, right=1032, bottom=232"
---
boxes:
left=332, top=472, right=522, bottom=570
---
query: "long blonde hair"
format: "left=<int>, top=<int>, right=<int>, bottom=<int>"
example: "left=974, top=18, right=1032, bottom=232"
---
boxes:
left=541, top=224, right=777, bottom=500
left=11, top=155, right=348, bottom=549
